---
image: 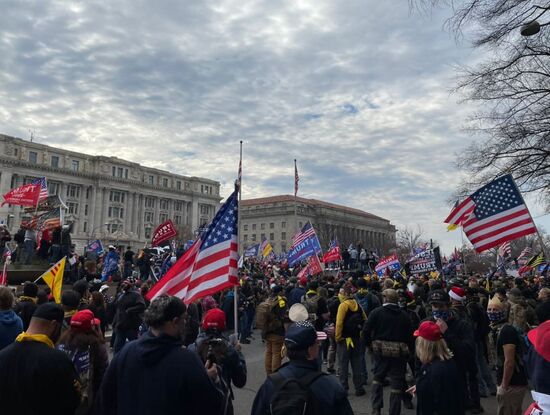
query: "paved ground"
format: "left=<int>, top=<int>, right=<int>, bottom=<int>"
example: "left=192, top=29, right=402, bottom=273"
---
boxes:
left=233, top=330, right=500, bottom=415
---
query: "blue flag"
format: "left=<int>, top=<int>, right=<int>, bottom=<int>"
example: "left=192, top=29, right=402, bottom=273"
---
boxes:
left=86, top=239, right=104, bottom=255
left=287, top=238, right=318, bottom=267
left=244, top=244, right=260, bottom=258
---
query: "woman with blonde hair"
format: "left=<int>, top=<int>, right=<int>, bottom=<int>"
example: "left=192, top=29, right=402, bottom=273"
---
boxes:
left=408, top=320, right=464, bottom=415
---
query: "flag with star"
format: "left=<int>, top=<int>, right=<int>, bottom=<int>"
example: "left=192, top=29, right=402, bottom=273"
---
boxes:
left=146, top=190, right=239, bottom=304
left=444, top=174, right=537, bottom=253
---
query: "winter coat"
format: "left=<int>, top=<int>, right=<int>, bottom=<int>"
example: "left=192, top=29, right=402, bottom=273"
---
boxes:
left=0, top=310, right=23, bottom=350
left=14, top=297, right=37, bottom=331
left=335, top=298, right=366, bottom=342
left=363, top=303, right=413, bottom=346
left=113, top=289, right=145, bottom=331
left=94, top=331, right=224, bottom=415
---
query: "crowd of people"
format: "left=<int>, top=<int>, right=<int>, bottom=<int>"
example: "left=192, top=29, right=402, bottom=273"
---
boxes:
left=0, top=248, right=548, bottom=415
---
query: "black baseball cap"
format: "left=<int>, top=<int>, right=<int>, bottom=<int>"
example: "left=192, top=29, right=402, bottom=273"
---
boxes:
left=428, top=289, right=450, bottom=305
left=32, top=303, right=64, bottom=323
left=284, top=321, right=317, bottom=350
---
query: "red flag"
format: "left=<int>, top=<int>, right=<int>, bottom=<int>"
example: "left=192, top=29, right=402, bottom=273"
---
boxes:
left=297, top=254, right=323, bottom=279
left=146, top=191, right=239, bottom=305
left=322, top=246, right=341, bottom=263
left=1, top=183, right=41, bottom=207
left=151, top=219, right=178, bottom=247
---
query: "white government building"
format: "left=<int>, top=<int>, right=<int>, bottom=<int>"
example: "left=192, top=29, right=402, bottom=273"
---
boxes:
left=0, top=134, right=221, bottom=251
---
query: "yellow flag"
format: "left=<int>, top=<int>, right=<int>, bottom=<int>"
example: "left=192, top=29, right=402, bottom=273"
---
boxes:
left=262, top=242, right=273, bottom=258
left=40, top=257, right=66, bottom=303
left=447, top=224, right=459, bottom=231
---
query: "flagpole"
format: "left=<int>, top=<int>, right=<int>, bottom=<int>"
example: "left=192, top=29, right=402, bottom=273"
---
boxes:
left=234, top=140, right=242, bottom=338
left=460, top=228, right=468, bottom=275
left=294, top=159, right=298, bottom=232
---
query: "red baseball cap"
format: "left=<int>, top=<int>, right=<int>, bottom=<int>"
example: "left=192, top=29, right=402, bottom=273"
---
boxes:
left=528, top=320, right=550, bottom=363
left=70, top=310, right=100, bottom=331
left=202, top=308, right=226, bottom=331
left=299, top=276, right=308, bottom=286
left=414, top=321, right=443, bottom=342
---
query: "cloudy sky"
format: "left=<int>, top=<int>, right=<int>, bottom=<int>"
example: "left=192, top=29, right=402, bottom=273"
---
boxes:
left=1, top=0, right=548, bottom=254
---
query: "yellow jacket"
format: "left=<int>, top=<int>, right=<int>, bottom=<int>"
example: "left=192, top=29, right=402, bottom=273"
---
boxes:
left=335, top=298, right=366, bottom=342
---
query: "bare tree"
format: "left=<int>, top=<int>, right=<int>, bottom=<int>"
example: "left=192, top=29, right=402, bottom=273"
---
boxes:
left=415, top=1, right=550, bottom=208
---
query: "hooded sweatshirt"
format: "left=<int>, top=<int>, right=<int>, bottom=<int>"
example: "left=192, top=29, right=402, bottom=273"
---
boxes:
left=0, top=310, right=23, bottom=350
left=94, top=331, right=223, bottom=415
left=335, top=298, right=366, bottom=342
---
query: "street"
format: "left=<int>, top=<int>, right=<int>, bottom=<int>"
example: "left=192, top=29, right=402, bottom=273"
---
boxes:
left=233, top=330, right=499, bottom=415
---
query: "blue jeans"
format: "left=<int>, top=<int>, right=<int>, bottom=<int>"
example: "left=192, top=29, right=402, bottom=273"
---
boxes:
left=476, top=339, right=496, bottom=395
left=23, top=240, right=35, bottom=264
left=239, top=312, right=250, bottom=340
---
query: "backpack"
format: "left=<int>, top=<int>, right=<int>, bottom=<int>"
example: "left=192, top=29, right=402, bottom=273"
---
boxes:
left=268, top=371, right=326, bottom=415
left=255, top=298, right=278, bottom=330
left=342, top=307, right=363, bottom=338
left=301, top=294, right=320, bottom=316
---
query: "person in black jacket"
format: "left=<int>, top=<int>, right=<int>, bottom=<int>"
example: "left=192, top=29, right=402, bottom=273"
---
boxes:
left=14, top=282, right=39, bottom=331
left=426, top=289, right=483, bottom=414
left=112, top=279, right=146, bottom=353
left=409, top=320, right=465, bottom=415
left=251, top=321, right=353, bottom=415
left=94, top=295, right=224, bottom=415
left=363, top=288, right=413, bottom=415
left=188, top=308, right=247, bottom=415
left=0, top=303, right=80, bottom=415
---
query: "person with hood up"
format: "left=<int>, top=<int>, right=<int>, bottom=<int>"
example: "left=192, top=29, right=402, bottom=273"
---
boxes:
left=94, top=295, right=224, bottom=415
left=101, top=245, right=120, bottom=282
left=363, top=288, right=412, bottom=415
left=335, top=282, right=367, bottom=396
left=112, top=278, right=145, bottom=353
left=188, top=308, right=247, bottom=415
left=0, top=286, right=23, bottom=350
left=14, top=281, right=38, bottom=330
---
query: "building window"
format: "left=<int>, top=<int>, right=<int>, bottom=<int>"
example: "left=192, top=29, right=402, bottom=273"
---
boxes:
left=145, top=197, right=155, bottom=208
left=109, top=191, right=125, bottom=203
left=108, top=206, right=124, bottom=219
left=281, top=243, right=286, bottom=252
left=281, top=232, right=286, bottom=240
left=251, top=234, right=256, bottom=242
left=28, top=151, right=38, bottom=164
left=108, top=223, right=122, bottom=234
left=252, top=224, right=256, bottom=230
left=125, top=169, right=128, bottom=179
left=200, top=205, right=210, bottom=215
left=83, top=222, right=87, bottom=233
left=144, top=211, right=154, bottom=223
left=14, top=148, right=18, bottom=157
left=176, top=180, right=181, bottom=190
left=270, top=233, right=274, bottom=241
left=163, top=178, right=168, bottom=187
left=47, top=182, right=59, bottom=195
left=67, top=202, right=79, bottom=214
left=261, top=223, right=266, bottom=230
left=159, top=213, right=168, bottom=223
left=281, top=221, right=286, bottom=228
left=144, top=227, right=152, bottom=239
left=50, top=155, right=59, bottom=168
left=200, top=217, right=208, bottom=226
left=84, top=205, right=89, bottom=216
left=160, top=199, right=168, bottom=210
left=174, top=201, right=183, bottom=212
left=71, top=160, right=79, bottom=171
left=86, top=187, right=91, bottom=199
left=299, top=221, right=303, bottom=229
left=66, top=185, right=80, bottom=199
left=112, top=166, right=116, bottom=176
left=174, top=215, right=182, bottom=225
left=148, top=175, right=154, bottom=185
left=261, top=233, right=266, bottom=241
left=270, top=223, right=274, bottom=229
left=243, top=224, right=248, bottom=231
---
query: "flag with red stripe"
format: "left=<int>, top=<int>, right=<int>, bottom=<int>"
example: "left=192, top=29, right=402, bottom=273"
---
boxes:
left=146, top=190, right=239, bottom=305
left=445, top=175, right=537, bottom=253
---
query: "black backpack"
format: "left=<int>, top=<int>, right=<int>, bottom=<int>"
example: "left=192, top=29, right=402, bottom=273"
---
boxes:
left=342, top=308, right=363, bottom=338
left=268, top=371, right=326, bottom=415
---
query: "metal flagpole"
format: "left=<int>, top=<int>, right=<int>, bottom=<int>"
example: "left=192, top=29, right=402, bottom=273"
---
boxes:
left=294, top=159, right=298, bottom=232
left=234, top=140, right=243, bottom=338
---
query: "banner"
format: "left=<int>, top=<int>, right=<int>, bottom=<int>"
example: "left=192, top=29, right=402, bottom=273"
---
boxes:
left=86, top=239, right=104, bottom=255
left=152, top=220, right=178, bottom=247
left=1, top=183, right=41, bottom=207
left=287, top=237, right=318, bottom=267
left=322, top=246, right=341, bottom=263
left=407, top=247, right=442, bottom=275
left=244, top=244, right=259, bottom=258
left=374, top=254, right=400, bottom=276
left=297, top=254, right=323, bottom=279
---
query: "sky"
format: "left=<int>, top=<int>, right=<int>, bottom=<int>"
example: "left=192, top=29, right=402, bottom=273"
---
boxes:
left=1, top=0, right=548, bottom=254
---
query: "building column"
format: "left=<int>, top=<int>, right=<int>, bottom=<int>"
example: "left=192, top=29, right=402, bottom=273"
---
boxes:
left=0, top=169, right=13, bottom=227
left=98, top=188, right=106, bottom=229
left=191, top=199, right=199, bottom=231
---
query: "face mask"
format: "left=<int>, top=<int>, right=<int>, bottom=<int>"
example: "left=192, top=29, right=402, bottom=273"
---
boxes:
left=487, top=311, right=505, bottom=322
left=432, top=310, right=450, bottom=321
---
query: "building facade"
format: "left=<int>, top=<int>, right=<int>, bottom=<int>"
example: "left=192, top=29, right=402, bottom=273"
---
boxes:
left=0, top=134, right=221, bottom=250
left=240, top=195, right=396, bottom=254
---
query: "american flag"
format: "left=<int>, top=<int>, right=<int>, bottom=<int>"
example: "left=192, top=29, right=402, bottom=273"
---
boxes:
left=30, top=208, right=62, bottom=230
left=518, top=246, right=533, bottom=266
left=444, top=175, right=537, bottom=253
left=146, top=190, right=239, bottom=305
left=498, top=241, right=511, bottom=257
left=31, top=177, right=48, bottom=201
left=291, top=221, right=317, bottom=249
left=329, top=239, right=338, bottom=249
left=294, top=159, right=299, bottom=197
left=236, top=159, right=242, bottom=190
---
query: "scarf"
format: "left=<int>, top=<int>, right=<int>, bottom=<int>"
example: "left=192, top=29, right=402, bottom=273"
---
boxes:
left=16, top=332, right=54, bottom=348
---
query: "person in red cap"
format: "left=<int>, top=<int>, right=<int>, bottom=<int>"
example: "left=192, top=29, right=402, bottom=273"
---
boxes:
left=57, top=309, right=109, bottom=415
left=408, top=320, right=465, bottom=415
left=188, top=308, right=247, bottom=415
left=524, top=320, right=550, bottom=414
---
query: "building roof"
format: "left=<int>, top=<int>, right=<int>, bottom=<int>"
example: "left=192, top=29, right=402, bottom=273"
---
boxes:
left=241, top=195, right=389, bottom=223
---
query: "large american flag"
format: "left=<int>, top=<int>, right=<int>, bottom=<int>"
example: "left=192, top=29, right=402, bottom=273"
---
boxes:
left=498, top=241, right=511, bottom=257
left=146, top=190, right=239, bottom=305
left=31, top=177, right=48, bottom=201
left=291, top=221, right=316, bottom=248
left=444, top=175, right=537, bottom=252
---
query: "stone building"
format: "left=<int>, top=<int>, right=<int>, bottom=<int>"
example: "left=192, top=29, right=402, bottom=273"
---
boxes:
left=240, top=195, right=396, bottom=254
left=0, top=134, right=221, bottom=250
